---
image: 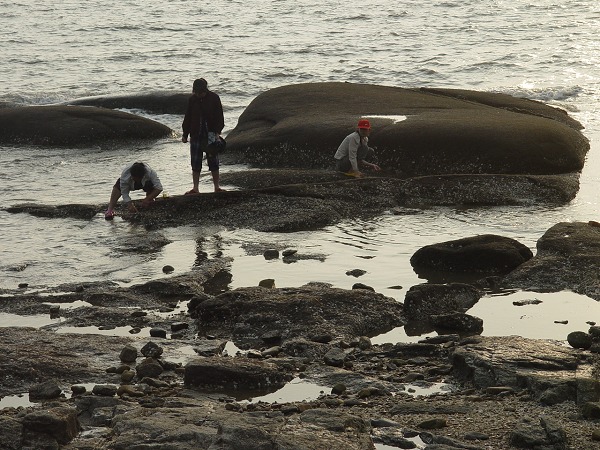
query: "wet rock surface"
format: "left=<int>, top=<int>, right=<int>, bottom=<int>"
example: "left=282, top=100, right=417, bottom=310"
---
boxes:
left=4, top=169, right=584, bottom=233
left=1, top=245, right=600, bottom=448
left=410, top=234, right=534, bottom=276
left=502, top=221, right=600, bottom=300
left=225, top=82, right=589, bottom=176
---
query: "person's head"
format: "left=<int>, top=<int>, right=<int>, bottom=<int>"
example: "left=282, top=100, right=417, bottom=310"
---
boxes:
left=192, top=78, right=208, bottom=96
left=357, top=119, right=371, bottom=137
left=130, top=162, right=146, bottom=181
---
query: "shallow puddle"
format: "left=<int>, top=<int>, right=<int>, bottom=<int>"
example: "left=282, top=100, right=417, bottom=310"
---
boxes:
left=55, top=325, right=158, bottom=337
left=400, top=381, right=454, bottom=397
left=241, top=377, right=330, bottom=404
left=0, top=312, right=60, bottom=328
left=0, top=383, right=97, bottom=410
left=371, top=289, right=600, bottom=344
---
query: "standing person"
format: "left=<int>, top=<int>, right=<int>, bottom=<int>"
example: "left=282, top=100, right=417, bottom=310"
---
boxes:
left=181, top=78, right=225, bottom=194
left=104, top=162, right=163, bottom=220
left=334, top=119, right=381, bottom=178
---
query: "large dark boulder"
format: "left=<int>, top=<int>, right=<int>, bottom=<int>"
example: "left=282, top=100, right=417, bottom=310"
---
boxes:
left=410, top=234, right=533, bottom=276
left=190, top=284, right=405, bottom=347
left=0, top=105, right=173, bottom=146
left=226, top=82, right=589, bottom=176
left=403, top=283, right=483, bottom=321
left=503, top=221, right=600, bottom=299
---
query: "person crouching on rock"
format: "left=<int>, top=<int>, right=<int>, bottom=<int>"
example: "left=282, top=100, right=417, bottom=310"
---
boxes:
left=104, top=162, right=163, bottom=220
left=334, top=119, right=381, bottom=178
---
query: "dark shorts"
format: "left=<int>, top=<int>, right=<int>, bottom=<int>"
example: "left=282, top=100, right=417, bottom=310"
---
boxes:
left=334, top=146, right=376, bottom=173
left=114, top=179, right=155, bottom=193
left=335, top=157, right=352, bottom=173
left=190, top=135, right=219, bottom=172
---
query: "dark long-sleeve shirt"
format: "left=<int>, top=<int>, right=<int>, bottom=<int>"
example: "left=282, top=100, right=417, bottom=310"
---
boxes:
left=182, top=90, right=224, bottom=140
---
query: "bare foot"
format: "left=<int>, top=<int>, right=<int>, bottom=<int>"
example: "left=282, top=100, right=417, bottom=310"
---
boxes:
left=214, top=187, right=226, bottom=192
left=185, top=189, right=199, bottom=195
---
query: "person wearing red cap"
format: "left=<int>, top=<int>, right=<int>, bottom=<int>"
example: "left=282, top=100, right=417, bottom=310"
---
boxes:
left=333, top=119, right=381, bottom=177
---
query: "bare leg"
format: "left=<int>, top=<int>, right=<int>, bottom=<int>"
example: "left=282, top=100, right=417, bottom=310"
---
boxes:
left=186, top=170, right=200, bottom=194
left=211, top=170, right=225, bottom=192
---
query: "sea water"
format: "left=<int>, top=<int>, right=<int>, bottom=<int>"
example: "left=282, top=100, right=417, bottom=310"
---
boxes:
left=2, top=0, right=600, bottom=342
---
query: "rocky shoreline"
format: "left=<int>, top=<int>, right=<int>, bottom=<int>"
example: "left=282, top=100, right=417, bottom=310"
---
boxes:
left=2, top=84, right=600, bottom=449
left=2, top=219, right=600, bottom=449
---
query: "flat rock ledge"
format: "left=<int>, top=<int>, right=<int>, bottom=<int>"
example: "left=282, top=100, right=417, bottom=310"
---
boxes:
left=4, top=169, right=581, bottom=233
left=0, top=326, right=599, bottom=449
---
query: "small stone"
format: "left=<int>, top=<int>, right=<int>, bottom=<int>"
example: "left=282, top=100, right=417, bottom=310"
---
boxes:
left=141, top=377, right=169, bottom=388
left=465, top=431, right=489, bottom=441
left=247, top=350, right=263, bottom=358
left=162, top=265, right=175, bottom=273
left=310, top=334, right=333, bottom=343
left=346, top=269, right=366, bottom=277
left=71, top=385, right=87, bottom=396
left=371, top=418, right=400, bottom=428
left=141, top=341, right=163, bottom=358
left=592, top=429, right=600, bottom=441
left=259, top=279, right=276, bottom=288
left=115, top=364, right=131, bottom=374
left=263, top=249, right=279, bottom=260
left=261, top=346, right=281, bottom=357
left=92, top=384, right=118, bottom=397
left=281, top=405, right=300, bottom=415
left=171, top=322, right=189, bottom=332
left=282, top=249, right=297, bottom=257
left=331, top=383, right=346, bottom=395
left=136, top=357, right=164, bottom=378
left=567, top=331, right=592, bottom=349
left=418, top=418, right=447, bottom=429
left=131, top=310, right=147, bottom=317
left=29, top=380, right=62, bottom=400
left=582, top=402, right=600, bottom=419
left=513, top=299, right=542, bottom=306
left=150, top=328, right=167, bottom=338
left=121, top=369, right=136, bottom=382
left=486, top=386, right=514, bottom=395
left=357, top=336, right=372, bottom=350
left=18, top=283, right=28, bottom=289
left=117, top=385, right=144, bottom=398
left=352, top=283, right=374, bottom=291
left=119, top=345, right=138, bottom=363
left=357, top=387, right=380, bottom=398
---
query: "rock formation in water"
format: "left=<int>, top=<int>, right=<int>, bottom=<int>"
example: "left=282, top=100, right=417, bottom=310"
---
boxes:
left=0, top=105, right=173, bottom=146
left=225, top=82, right=589, bottom=177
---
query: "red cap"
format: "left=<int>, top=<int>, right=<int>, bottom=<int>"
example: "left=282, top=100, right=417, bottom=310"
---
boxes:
left=357, top=119, right=371, bottom=129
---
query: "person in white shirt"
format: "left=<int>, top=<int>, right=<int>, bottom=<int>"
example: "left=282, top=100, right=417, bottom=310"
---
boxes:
left=104, top=162, right=163, bottom=220
left=334, top=119, right=381, bottom=177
